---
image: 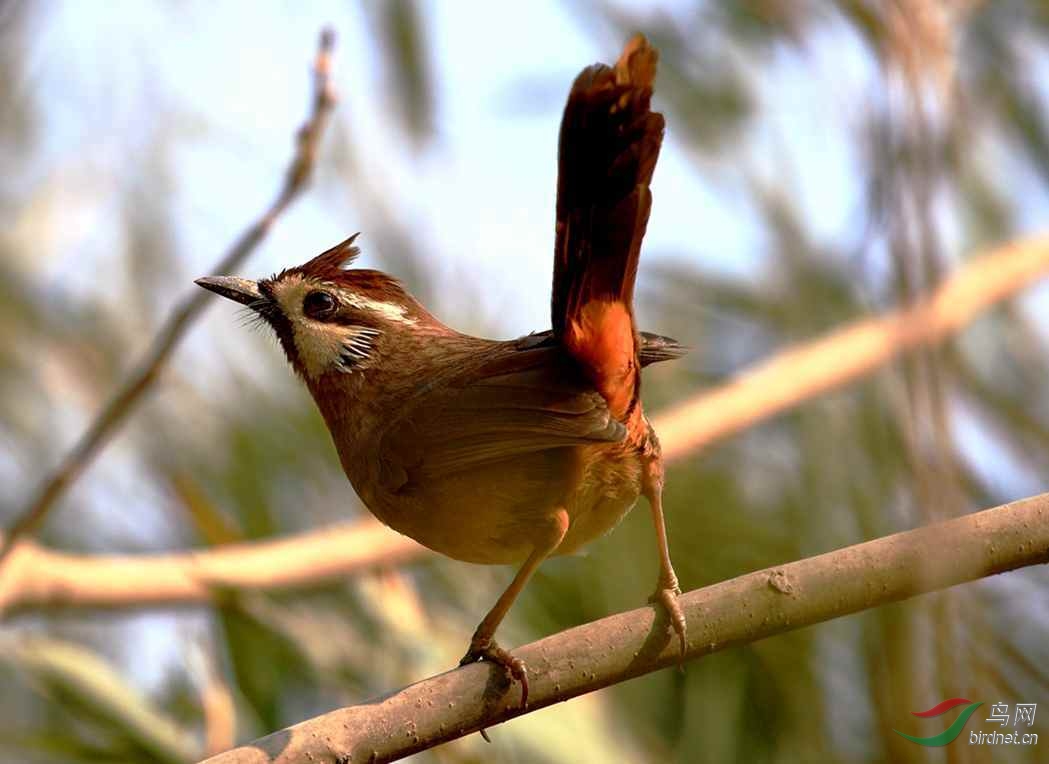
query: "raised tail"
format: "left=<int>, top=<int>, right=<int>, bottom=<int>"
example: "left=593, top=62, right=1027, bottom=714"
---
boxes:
left=552, top=35, right=664, bottom=420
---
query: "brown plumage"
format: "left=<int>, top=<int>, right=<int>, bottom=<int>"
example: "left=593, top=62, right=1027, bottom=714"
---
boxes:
left=196, top=35, right=685, bottom=708
left=554, top=34, right=663, bottom=422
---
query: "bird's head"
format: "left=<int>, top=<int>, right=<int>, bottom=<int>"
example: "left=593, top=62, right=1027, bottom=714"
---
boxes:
left=196, top=234, right=428, bottom=381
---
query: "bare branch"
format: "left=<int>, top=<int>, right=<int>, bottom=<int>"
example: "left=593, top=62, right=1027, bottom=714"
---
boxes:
left=0, top=28, right=339, bottom=564
left=0, top=519, right=421, bottom=614
left=1, top=235, right=1048, bottom=613
left=201, top=492, right=1049, bottom=763
left=654, top=234, right=1049, bottom=459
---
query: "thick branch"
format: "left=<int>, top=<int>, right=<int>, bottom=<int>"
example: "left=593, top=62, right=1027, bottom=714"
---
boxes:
left=202, top=492, right=1049, bottom=763
left=0, top=29, right=339, bottom=564
left=2, top=235, right=1048, bottom=613
left=0, top=519, right=421, bottom=613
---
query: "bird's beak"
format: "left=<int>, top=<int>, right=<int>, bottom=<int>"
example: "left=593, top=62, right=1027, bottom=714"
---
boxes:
left=195, top=276, right=263, bottom=307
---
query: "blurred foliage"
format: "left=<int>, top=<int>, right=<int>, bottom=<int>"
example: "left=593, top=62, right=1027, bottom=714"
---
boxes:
left=2, top=1, right=1049, bottom=762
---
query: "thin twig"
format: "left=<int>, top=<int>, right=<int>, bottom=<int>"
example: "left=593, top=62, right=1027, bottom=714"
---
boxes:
left=0, top=28, right=339, bottom=565
left=200, top=491, right=1049, bottom=763
left=1, top=235, right=1048, bottom=613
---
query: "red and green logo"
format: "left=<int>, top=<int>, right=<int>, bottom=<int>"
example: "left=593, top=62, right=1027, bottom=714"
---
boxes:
left=893, top=698, right=984, bottom=746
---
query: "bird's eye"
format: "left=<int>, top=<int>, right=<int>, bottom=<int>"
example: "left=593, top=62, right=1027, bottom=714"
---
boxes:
left=303, top=290, right=337, bottom=319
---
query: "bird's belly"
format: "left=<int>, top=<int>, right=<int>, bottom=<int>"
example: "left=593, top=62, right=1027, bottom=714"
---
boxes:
left=361, top=448, right=576, bottom=565
left=358, top=444, right=642, bottom=566
left=558, top=444, right=642, bottom=555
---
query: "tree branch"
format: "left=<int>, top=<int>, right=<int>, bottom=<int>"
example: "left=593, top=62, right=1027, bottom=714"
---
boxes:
left=201, top=491, right=1049, bottom=763
left=2, top=234, right=1048, bottom=613
left=0, top=28, right=339, bottom=565
left=0, top=519, right=420, bottom=614
left=654, top=234, right=1049, bottom=459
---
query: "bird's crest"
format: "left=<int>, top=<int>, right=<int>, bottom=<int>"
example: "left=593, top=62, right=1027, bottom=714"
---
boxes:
left=292, top=232, right=361, bottom=278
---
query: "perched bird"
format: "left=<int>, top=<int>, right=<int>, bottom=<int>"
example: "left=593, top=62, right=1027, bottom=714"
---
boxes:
left=197, top=34, right=685, bottom=706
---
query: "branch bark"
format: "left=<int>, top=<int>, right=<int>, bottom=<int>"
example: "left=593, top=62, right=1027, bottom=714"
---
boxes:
left=200, top=492, right=1049, bottom=763
left=2, top=234, right=1048, bottom=613
left=654, top=234, right=1049, bottom=459
left=0, top=519, right=420, bottom=614
left=0, top=28, right=339, bottom=565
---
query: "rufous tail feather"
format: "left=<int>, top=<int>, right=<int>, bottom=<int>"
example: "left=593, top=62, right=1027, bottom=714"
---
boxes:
left=551, top=35, right=664, bottom=421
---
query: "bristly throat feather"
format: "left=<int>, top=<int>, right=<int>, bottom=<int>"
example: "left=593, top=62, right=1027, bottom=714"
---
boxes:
left=335, top=326, right=381, bottom=372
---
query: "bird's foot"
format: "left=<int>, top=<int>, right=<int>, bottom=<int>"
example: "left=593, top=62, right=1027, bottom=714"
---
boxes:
left=649, top=581, right=687, bottom=663
left=460, top=638, right=529, bottom=708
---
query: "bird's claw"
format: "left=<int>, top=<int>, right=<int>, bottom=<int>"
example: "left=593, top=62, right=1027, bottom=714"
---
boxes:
left=460, top=639, right=529, bottom=708
left=650, top=584, right=687, bottom=663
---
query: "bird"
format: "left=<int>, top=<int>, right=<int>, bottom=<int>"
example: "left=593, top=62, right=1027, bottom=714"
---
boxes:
left=196, top=34, right=685, bottom=708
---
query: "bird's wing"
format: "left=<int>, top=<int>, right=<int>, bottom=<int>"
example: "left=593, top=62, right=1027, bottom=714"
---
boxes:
left=377, top=346, right=623, bottom=491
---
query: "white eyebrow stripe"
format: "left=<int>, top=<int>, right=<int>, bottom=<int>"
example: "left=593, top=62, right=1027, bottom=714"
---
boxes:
left=342, top=292, right=417, bottom=325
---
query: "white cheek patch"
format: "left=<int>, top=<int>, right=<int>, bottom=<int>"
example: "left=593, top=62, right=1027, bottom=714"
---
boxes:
left=270, top=276, right=386, bottom=379
left=292, top=323, right=372, bottom=378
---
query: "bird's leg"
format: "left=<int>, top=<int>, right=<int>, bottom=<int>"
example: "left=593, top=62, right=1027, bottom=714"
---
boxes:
left=460, top=508, right=569, bottom=709
left=643, top=459, right=686, bottom=658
